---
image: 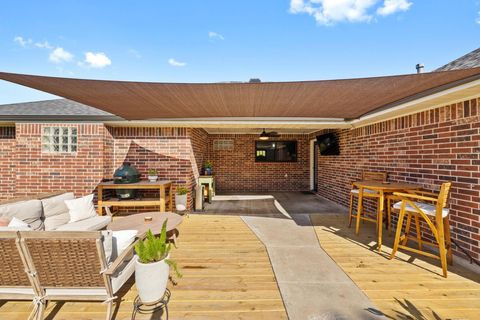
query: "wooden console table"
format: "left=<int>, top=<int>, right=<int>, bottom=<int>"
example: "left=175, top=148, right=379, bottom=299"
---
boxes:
left=97, top=180, right=173, bottom=215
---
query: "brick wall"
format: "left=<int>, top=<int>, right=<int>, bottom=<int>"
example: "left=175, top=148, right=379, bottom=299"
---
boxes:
left=110, top=127, right=205, bottom=209
left=0, top=127, right=16, bottom=199
left=12, top=123, right=106, bottom=198
left=313, top=97, right=480, bottom=260
left=208, top=134, right=310, bottom=193
left=190, top=128, right=209, bottom=180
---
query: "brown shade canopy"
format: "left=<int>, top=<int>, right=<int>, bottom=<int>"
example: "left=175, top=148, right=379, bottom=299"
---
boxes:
left=1, top=68, right=480, bottom=120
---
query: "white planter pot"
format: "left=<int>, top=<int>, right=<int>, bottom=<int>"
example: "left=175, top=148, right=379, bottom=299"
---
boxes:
left=135, top=255, right=170, bottom=304
left=148, top=175, right=158, bottom=182
left=175, top=193, right=187, bottom=211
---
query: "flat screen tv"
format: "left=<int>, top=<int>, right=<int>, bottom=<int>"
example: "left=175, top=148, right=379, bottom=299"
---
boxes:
left=316, top=133, right=339, bottom=156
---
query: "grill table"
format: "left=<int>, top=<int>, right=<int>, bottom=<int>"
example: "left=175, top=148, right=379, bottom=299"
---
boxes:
left=97, top=180, right=173, bottom=215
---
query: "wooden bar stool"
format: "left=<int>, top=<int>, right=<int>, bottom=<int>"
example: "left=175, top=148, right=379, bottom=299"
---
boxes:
left=348, top=171, right=387, bottom=235
left=390, top=182, right=453, bottom=277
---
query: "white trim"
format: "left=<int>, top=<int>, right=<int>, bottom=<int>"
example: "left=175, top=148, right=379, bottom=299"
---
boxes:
left=350, top=79, right=480, bottom=128
left=104, top=119, right=350, bottom=129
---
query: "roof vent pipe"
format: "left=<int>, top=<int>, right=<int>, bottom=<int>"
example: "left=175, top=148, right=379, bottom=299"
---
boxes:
left=416, top=63, right=424, bottom=74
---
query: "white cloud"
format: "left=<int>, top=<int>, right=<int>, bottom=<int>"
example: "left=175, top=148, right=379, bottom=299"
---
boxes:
left=168, top=58, right=186, bottom=67
left=84, top=52, right=112, bottom=68
left=128, top=49, right=141, bottom=59
left=208, top=31, right=225, bottom=40
left=35, top=41, right=53, bottom=49
left=289, top=0, right=412, bottom=25
left=377, top=0, right=412, bottom=16
left=13, top=36, right=32, bottom=47
left=49, top=47, right=74, bottom=63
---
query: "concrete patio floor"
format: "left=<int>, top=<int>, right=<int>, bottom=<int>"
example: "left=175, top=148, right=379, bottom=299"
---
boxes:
left=207, top=193, right=386, bottom=319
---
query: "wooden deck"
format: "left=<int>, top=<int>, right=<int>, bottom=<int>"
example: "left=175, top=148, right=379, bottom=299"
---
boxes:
left=311, top=214, right=480, bottom=320
left=0, top=214, right=287, bottom=319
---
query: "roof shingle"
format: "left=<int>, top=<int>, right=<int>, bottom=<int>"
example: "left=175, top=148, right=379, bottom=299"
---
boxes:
left=436, top=48, right=480, bottom=71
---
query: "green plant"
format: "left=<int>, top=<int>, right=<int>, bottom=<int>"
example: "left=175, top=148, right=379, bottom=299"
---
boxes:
left=204, top=160, right=213, bottom=169
left=176, top=186, right=188, bottom=195
left=147, top=168, right=158, bottom=175
left=134, top=221, right=182, bottom=278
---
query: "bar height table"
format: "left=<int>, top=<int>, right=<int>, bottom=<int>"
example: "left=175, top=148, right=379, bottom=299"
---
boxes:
left=352, top=180, right=421, bottom=251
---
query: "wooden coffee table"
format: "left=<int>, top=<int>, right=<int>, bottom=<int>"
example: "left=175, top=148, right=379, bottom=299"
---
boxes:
left=107, top=212, right=183, bottom=245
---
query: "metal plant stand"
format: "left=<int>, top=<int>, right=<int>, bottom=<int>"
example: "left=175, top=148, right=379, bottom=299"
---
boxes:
left=131, top=289, right=171, bottom=320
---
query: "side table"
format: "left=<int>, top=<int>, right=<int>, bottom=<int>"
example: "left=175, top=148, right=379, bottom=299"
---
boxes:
left=199, top=175, right=215, bottom=203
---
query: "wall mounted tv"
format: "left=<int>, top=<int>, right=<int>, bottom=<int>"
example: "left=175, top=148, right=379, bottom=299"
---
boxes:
left=316, top=133, right=340, bottom=156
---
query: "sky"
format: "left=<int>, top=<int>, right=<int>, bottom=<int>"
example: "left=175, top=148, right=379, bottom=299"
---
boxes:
left=0, top=0, right=479, bottom=104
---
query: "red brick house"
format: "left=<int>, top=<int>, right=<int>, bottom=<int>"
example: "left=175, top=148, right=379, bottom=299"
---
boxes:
left=1, top=52, right=479, bottom=262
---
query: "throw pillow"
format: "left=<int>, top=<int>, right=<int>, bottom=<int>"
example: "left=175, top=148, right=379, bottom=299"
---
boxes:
left=8, top=217, right=32, bottom=229
left=0, top=199, right=44, bottom=230
left=42, top=192, right=75, bottom=230
left=112, top=230, right=138, bottom=259
left=65, top=194, right=97, bottom=223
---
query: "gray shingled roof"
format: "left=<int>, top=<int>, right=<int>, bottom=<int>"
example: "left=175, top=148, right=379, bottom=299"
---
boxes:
left=0, top=99, right=123, bottom=121
left=436, top=48, right=480, bottom=71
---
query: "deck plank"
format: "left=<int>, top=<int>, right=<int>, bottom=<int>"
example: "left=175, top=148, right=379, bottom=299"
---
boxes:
left=0, top=214, right=287, bottom=319
left=311, top=213, right=480, bottom=320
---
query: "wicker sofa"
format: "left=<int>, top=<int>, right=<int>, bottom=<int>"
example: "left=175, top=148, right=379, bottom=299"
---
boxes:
left=0, top=191, right=111, bottom=231
left=0, top=192, right=135, bottom=320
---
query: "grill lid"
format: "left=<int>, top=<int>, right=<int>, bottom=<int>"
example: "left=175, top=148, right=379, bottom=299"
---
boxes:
left=113, top=162, right=140, bottom=184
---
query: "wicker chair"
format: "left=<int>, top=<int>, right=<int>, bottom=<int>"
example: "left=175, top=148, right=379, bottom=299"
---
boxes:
left=0, top=231, right=43, bottom=320
left=18, top=231, right=137, bottom=320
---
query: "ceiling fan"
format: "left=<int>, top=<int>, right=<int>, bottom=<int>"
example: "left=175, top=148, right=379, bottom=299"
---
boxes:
left=259, top=129, right=280, bottom=140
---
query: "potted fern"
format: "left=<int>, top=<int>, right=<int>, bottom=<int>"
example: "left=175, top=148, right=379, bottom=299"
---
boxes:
left=175, top=185, right=188, bottom=211
left=134, top=221, right=181, bottom=303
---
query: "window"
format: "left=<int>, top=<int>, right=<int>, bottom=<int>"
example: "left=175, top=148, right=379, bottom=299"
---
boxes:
left=255, top=141, right=297, bottom=162
left=42, top=127, right=77, bottom=153
left=213, top=139, right=234, bottom=151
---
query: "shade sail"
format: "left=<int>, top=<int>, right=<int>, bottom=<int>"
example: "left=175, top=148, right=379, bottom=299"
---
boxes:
left=1, top=68, right=480, bottom=120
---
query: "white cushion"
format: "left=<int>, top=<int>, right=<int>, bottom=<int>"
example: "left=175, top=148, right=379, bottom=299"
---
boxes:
left=42, top=192, right=75, bottom=230
left=0, top=199, right=44, bottom=230
left=8, top=217, right=30, bottom=228
left=65, top=194, right=97, bottom=223
left=351, top=188, right=378, bottom=195
left=102, top=229, right=136, bottom=272
left=0, top=226, right=32, bottom=231
left=111, top=256, right=136, bottom=294
left=102, top=230, right=113, bottom=264
left=0, top=287, right=35, bottom=297
left=45, top=287, right=107, bottom=298
left=55, top=215, right=111, bottom=231
left=393, top=201, right=449, bottom=218
left=112, top=230, right=138, bottom=258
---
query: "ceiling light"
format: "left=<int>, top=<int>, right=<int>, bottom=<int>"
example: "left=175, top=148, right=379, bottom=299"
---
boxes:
left=259, top=129, right=269, bottom=140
